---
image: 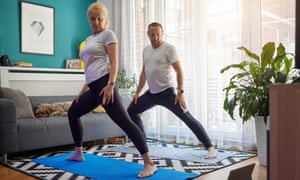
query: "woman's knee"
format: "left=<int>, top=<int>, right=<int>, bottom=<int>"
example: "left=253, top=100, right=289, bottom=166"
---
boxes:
left=68, top=105, right=78, bottom=120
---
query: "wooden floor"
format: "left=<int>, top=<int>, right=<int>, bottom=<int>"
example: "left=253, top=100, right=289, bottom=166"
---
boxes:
left=194, top=156, right=266, bottom=180
left=0, top=165, right=37, bottom=180
left=0, top=138, right=267, bottom=180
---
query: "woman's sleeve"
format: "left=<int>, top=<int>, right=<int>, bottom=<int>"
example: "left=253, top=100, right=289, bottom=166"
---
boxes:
left=104, top=30, right=118, bottom=46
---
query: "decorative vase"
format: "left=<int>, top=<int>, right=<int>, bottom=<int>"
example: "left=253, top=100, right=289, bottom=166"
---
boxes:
left=255, top=115, right=270, bottom=166
left=118, top=88, right=132, bottom=96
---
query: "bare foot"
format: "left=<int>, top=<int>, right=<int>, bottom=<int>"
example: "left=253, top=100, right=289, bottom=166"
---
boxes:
left=204, top=146, right=217, bottom=159
left=137, top=164, right=157, bottom=178
left=67, top=154, right=84, bottom=162
left=67, top=147, right=85, bottom=162
left=67, top=154, right=85, bottom=162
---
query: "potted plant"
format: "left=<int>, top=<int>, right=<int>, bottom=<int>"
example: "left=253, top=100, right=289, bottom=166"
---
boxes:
left=220, top=42, right=294, bottom=165
left=116, top=69, right=137, bottom=95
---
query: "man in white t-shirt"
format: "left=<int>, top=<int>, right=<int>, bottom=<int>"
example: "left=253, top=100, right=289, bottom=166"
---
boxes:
left=127, top=22, right=216, bottom=159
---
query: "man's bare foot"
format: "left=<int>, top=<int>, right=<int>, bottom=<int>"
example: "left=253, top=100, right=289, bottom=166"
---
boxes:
left=67, top=154, right=85, bottom=162
left=137, top=164, right=157, bottom=178
left=204, top=146, right=217, bottom=159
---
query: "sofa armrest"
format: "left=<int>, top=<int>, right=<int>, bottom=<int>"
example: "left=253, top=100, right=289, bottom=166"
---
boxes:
left=0, top=98, right=19, bottom=153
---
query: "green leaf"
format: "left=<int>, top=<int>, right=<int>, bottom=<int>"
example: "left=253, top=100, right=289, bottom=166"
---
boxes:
left=261, top=42, right=275, bottom=68
left=220, top=62, right=248, bottom=74
left=238, top=46, right=259, bottom=62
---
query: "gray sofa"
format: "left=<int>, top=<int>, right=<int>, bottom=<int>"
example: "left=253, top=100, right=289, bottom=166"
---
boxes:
left=0, top=94, right=129, bottom=164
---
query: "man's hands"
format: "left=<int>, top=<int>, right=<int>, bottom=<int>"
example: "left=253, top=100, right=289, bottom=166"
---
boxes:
left=131, top=93, right=139, bottom=104
left=175, top=93, right=187, bottom=111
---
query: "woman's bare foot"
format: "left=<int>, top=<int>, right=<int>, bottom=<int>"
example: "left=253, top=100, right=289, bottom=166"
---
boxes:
left=137, top=152, right=157, bottom=178
left=67, top=154, right=85, bottom=162
left=67, top=146, right=85, bottom=162
left=205, top=146, right=217, bottom=159
left=137, top=163, right=157, bottom=178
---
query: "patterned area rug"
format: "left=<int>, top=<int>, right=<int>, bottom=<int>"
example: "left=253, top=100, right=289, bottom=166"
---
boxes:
left=100, top=142, right=234, bottom=164
left=7, top=142, right=256, bottom=180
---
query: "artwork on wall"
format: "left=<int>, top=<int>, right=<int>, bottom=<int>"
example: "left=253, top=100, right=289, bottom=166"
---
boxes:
left=20, top=1, right=54, bottom=55
left=65, top=59, right=81, bottom=69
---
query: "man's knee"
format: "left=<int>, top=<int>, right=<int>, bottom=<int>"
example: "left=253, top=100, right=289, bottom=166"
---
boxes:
left=127, top=105, right=135, bottom=117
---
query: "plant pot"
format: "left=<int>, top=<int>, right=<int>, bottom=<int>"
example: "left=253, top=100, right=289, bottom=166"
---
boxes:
left=118, top=88, right=132, bottom=95
left=255, top=115, right=270, bottom=166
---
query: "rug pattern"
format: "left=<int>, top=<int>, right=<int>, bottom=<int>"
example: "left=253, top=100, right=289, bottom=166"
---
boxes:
left=7, top=143, right=256, bottom=180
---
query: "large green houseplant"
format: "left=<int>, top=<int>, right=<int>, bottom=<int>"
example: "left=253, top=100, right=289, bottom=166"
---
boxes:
left=220, top=42, right=294, bottom=124
left=220, top=42, right=294, bottom=166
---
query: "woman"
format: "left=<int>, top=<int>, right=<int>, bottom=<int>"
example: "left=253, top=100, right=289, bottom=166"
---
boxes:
left=67, top=2, right=157, bottom=178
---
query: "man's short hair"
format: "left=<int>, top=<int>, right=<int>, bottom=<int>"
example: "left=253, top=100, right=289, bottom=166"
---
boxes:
left=148, top=22, right=163, bottom=31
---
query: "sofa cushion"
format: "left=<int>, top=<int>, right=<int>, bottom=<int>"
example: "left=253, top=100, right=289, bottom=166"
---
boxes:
left=35, top=101, right=72, bottom=118
left=0, top=87, right=34, bottom=119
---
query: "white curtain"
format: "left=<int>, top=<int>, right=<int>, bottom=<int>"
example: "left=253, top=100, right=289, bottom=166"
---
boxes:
left=99, top=0, right=295, bottom=150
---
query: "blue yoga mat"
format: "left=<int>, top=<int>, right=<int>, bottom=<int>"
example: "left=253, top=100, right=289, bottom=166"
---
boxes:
left=32, top=152, right=198, bottom=180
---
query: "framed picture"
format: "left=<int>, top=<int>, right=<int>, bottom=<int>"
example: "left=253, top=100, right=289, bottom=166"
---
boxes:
left=20, top=2, right=54, bottom=55
left=66, top=59, right=81, bottom=69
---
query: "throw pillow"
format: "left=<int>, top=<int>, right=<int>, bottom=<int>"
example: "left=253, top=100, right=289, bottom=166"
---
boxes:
left=34, top=102, right=106, bottom=118
left=92, top=105, right=106, bottom=113
left=0, top=87, right=35, bottom=119
left=35, top=101, right=72, bottom=118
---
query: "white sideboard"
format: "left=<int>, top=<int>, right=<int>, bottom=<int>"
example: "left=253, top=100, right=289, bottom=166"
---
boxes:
left=0, top=66, right=85, bottom=96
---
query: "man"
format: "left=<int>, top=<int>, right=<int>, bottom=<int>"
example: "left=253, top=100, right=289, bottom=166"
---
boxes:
left=127, top=22, right=216, bottom=159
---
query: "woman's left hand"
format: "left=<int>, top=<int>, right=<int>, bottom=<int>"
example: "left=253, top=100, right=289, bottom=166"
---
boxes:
left=100, top=85, right=114, bottom=105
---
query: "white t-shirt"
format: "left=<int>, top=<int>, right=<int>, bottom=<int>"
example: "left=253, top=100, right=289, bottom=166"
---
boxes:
left=79, top=30, right=118, bottom=85
left=143, top=42, right=178, bottom=94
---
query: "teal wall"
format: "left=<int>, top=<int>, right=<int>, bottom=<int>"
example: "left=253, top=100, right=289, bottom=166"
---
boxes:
left=0, top=0, right=95, bottom=68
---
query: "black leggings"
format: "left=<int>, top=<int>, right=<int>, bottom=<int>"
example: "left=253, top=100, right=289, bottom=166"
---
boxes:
left=127, top=87, right=213, bottom=149
left=68, top=74, right=149, bottom=155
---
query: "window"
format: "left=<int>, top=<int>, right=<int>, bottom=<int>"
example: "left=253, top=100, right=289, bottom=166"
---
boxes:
left=261, top=0, right=295, bottom=52
left=105, top=0, right=295, bottom=149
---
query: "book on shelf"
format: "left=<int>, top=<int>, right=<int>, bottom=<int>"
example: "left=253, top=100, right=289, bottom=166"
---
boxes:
left=13, top=62, right=32, bottom=67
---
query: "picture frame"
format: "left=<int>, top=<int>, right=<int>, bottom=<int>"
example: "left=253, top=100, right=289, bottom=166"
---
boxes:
left=20, top=1, right=55, bottom=55
left=65, top=59, right=81, bottom=69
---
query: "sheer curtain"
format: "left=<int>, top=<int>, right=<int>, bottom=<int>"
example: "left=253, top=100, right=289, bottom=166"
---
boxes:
left=99, top=0, right=295, bottom=150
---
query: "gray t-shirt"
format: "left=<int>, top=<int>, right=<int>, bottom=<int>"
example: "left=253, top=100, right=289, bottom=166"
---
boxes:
left=79, top=30, right=118, bottom=85
left=143, top=42, right=178, bottom=94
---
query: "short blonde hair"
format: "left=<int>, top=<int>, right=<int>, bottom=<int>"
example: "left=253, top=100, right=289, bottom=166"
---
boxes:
left=87, top=2, right=110, bottom=29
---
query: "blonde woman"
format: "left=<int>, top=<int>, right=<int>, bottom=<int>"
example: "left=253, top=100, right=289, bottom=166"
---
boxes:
left=67, top=2, right=157, bottom=178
